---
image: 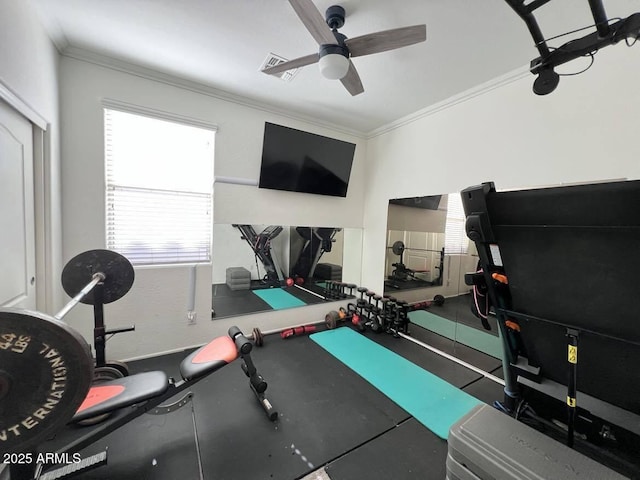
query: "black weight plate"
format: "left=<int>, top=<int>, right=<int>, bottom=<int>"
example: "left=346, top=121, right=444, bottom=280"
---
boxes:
left=325, top=311, right=339, bottom=329
left=0, top=308, right=93, bottom=454
left=392, top=241, right=405, bottom=256
left=104, top=360, right=130, bottom=377
left=62, top=249, right=135, bottom=304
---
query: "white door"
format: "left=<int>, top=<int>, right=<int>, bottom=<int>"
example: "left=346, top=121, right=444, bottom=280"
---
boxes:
left=0, top=99, right=36, bottom=309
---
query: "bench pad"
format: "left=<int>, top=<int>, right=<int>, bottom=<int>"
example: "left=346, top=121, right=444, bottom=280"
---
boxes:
left=180, top=335, right=238, bottom=381
left=73, top=371, right=169, bottom=422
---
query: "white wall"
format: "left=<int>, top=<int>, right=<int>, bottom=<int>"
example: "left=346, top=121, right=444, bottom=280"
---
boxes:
left=0, top=0, right=62, bottom=312
left=362, top=46, right=640, bottom=294
left=386, top=203, right=446, bottom=232
left=59, top=56, right=366, bottom=359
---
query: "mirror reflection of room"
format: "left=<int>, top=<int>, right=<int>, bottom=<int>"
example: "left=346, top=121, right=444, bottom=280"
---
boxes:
left=385, top=194, right=445, bottom=291
left=384, top=193, right=492, bottom=334
left=211, top=224, right=347, bottom=318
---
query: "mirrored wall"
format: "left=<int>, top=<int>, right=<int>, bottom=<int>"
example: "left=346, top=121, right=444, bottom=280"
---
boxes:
left=384, top=193, right=502, bottom=363
left=211, top=224, right=362, bottom=318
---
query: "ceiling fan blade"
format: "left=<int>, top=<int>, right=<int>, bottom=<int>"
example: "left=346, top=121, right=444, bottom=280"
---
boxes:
left=262, top=53, right=319, bottom=75
left=288, top=0, right=337, bottom=45
left=340, top=60, right=364, bottom=96
left=345, top=25, right=426, bottom=58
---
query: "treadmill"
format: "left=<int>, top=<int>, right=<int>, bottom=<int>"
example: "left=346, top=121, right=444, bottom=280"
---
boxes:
left=458, top=180, right=640, bottom=478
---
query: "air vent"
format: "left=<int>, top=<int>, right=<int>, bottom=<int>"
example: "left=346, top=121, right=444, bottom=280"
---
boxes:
left=260, top=53, right=300, bottom=82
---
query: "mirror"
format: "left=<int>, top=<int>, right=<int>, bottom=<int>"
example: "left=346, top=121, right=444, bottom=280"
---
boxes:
left=212, top=224, right=361, bottom=318
left=384, top=195, right=447, bottom=295
left=384, top=193, right=501, bottom=363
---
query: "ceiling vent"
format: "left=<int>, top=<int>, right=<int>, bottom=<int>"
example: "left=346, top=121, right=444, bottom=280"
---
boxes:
left=260, top=53, right=300, bottom=82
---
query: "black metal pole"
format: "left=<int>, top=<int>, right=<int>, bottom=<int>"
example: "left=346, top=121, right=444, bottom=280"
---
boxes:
left=588, top=0, right=610, bottom=37
left=503, top=0, right=552, bottom=57
left=93, top=282, right=106, bottom=367
left=566, top=328, right=579, bottom=448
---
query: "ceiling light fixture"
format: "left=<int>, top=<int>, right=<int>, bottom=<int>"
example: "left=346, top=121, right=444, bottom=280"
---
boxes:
left=318, top=44, right=349, bottom=80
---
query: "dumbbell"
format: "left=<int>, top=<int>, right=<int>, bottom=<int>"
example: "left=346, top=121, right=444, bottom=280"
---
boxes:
left=396, top=300, right=409, bottom=334
left=325, top=281, right=340, bottom=299
left=379, top=297, right=390, bottom=330
left=344, top=283, right=357, bottom=297
left=333, top=282, right=347, bottom=300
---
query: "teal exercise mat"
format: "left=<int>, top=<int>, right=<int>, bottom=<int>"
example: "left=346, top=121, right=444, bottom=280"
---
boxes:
left=310, top=327, right=482, bottom=439
left=410, top=310, right=503, bottom=360
left=252, top=288, right=306, bottom=309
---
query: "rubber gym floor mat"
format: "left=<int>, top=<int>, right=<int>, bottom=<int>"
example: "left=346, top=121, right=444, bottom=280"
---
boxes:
left=213, top=290, right=272, bottom=317
left=325, top=418, right=448, bottom=480
left=409, top=309, right=503, bottom=359
left=190, top=333, right=409, bottom=480
left=253, top=287, right=307, bottom=309
left=374, top=328, right=501, bottom=386
left=43, top=398, right=202, bottom=480
left=285, top=285, right=327, bottom=304
left=461, top=376, right=505, bottom=406
left=311, top=328, right=483, bottom=439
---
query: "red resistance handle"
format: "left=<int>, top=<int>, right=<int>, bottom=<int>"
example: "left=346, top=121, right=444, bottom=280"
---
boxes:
left=280, top=325, right=317, bottom=339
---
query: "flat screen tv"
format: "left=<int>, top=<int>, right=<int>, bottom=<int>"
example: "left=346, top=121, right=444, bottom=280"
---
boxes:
left=389, top=195, right=442, bottom=210
left=259, top=122, right=356, bottom=197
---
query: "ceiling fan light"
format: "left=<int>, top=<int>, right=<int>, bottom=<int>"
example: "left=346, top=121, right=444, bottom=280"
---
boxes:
left=318, top=44, right=349, bottom=80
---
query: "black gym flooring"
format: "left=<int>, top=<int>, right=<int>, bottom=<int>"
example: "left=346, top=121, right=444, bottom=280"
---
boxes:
left=34, top=320, right=503, bottom=480
left=212, top=282, right=331, bottom=318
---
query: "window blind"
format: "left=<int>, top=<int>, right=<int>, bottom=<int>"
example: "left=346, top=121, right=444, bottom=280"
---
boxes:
left=444, top=193, right=469, bottom=255
left=105, top=108, right=215, bottom=265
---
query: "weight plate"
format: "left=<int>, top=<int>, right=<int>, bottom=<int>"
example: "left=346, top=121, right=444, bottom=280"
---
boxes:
left=62, top=249, right=135, bottom=304
left=433, top=294, right=445, bottom=306
left=392, top=241, right=405, bottom=256
left=0, top=308, right=93, bottom=454
left=103, top=360, right=130, bottom=377
left=325, top=311, right=339, bottom=329
left=76, top=367, right=125, bottom=426
left=253, top=328, right=264, bottom=347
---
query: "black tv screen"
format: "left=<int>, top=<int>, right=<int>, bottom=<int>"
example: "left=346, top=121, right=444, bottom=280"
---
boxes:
left=259, top=122, right=356, bottom=197
left=389, top=195, right=442, bottom=210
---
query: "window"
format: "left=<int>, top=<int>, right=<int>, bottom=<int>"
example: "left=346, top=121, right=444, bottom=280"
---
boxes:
left=444, top=192, right=469, bottom=255
left=105, top=107, right=215, bottom=265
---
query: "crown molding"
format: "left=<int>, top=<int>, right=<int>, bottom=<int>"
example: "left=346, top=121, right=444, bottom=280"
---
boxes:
left=61, top=46, right=531, bottom=141
left=366, top=65, right=531, bottom=139
left=30, top=0, right=70, bottom=53
left=61, top=46, right=367, bottom=139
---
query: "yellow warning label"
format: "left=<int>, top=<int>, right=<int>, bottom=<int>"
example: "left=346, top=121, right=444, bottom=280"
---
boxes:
left=567, top=396, right=576, bottom=407
left=568, top=345, right=578, bottom=364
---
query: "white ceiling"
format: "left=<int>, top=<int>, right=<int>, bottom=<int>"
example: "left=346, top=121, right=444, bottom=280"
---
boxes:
left=31, top=0, right=640, bottom=134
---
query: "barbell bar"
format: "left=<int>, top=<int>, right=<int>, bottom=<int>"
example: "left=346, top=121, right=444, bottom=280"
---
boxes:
left=55, top=272, right=105, bottom=320
left=249, top=310, right=347, bottom=347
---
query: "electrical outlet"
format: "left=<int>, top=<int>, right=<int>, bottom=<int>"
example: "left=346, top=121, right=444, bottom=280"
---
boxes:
left=187, top=311, right=197, bottom=325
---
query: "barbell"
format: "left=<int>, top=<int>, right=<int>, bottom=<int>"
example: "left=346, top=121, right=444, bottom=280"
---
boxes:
left=0, top=249, right=134, bottom=455
left=250, top=309, right=346, bottom=347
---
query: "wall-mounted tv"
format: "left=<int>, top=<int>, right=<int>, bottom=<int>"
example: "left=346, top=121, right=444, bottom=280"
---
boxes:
left=389, top=195, right=442, bottom=210
left=258, top=122, right=356, bottom=198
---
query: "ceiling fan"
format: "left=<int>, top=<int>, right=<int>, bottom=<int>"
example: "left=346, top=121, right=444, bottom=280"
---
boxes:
left=261, top=0, right=427, bottom=96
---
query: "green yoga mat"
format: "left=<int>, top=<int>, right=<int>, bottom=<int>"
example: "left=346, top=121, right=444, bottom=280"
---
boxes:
left=310, top=327, right=482, bottom=439
left=252, top=288, right=306, bottom=309
left=410, top=310, right=503, bottom=360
